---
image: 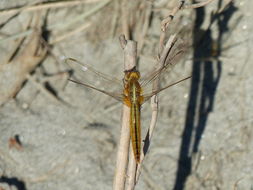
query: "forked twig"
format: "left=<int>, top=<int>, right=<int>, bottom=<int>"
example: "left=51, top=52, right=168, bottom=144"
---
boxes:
left=161, top=0, right=216, bottom=32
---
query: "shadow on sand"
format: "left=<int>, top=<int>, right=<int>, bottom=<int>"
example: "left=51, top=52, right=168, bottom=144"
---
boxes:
left=173, top=1, right=238, bottom=189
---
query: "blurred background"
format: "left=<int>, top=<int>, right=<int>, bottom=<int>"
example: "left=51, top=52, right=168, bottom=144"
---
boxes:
left=0, top=0, right=252, bottom=190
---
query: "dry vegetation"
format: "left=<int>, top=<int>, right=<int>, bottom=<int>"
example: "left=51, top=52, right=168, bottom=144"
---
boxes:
left=0, top=0, right=252, bottom=190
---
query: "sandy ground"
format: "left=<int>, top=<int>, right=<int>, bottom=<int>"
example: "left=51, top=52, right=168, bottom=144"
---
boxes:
left=0, top=0, right=252, bottom=190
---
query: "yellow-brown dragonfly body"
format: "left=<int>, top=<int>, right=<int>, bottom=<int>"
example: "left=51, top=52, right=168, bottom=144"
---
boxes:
left=123, top=69, right=144, bottom=162
left=65, top=39, right=190, bottom=163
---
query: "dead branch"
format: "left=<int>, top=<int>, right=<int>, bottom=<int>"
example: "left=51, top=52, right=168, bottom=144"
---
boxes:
left=0, top=0, right=103, bottom=16
left=50, top=23, right=91, bottom=44
left=0, top=13, right=47, bottom=106
left=113, top=35, right=137, bottom=190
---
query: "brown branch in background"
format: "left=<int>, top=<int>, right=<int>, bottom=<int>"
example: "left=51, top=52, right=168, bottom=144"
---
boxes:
left=0, top=0, right=42, bottom=17
left=158, top=0, right=184, bottom=55
left=0, top=0, right=103, bottom=16
left=50, top=23, right=91, bottom=44
left=161, top=0, right=185, bottom=33
left=0, top=13, right=47, bottom=106
left=113, top=35, right=137, bottom=190
left=0, top=0, right=110, bottom=45
left=5, top=17, right=33, bottom=62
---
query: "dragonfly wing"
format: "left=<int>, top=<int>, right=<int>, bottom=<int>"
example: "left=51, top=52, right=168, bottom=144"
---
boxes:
left=65, top=58, right=122, bottom=85
left=69, top=79, right=124, bottom=102
left=140, top=38, right=187, bottom=91
left=142, top=76, right=191, bottom=103
left=64, top=58, right=125, bottom=101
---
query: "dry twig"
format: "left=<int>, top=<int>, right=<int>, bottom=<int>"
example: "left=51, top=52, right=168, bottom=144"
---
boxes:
left=50, top=23, right=91, bottom=44
left=113, top=35, right=137, bottom=190
left=0, top=13, right=47, bottom=106
left=0, top=0, right=110, bottom=44
left=161, top=0, right=216, bottom=32
left=125, top=149, right=137, bottom=190
left=0, top=0, right=103, bottom=16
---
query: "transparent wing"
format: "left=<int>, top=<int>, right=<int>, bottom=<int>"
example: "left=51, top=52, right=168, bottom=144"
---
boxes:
left=64, top=58, right=124, bottom=101
left=68, top=79, right=124, bottom=102
left=142, top=76, right=191, bottom=103
left=140, top=38, right=189, bottom=97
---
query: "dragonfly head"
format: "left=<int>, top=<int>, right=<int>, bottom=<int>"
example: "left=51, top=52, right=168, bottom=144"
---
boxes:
left=124, top=67, right=140, bottom=82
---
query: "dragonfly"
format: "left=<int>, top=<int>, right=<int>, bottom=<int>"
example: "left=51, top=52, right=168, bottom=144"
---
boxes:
left=65, top=38, right=191, bottom=163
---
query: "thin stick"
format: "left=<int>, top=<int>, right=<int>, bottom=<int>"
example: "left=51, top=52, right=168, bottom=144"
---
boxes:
left=125, top=146, right=137, bottom=190
left=50, top=23, right=91, bottom=44
left=161, top=0, right=185, bottom=32
left=0, top=0, right=103, bottom=16
left=113, top=35, right=137, bottom=190
left=0, top=0, right=41, bottom=17
left=0, top=0, right=110, bottom=43
left=48, top=0, right=111, bottom=30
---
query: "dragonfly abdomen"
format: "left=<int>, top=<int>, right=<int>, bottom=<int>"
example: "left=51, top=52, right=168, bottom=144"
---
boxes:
left=130, top=101, right=141, bottom=163
left=123, top=71, right=143, bottom=163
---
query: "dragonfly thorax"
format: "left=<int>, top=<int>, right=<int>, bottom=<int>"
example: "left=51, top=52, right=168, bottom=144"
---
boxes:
left=124, top=71, right=140, bottom=83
